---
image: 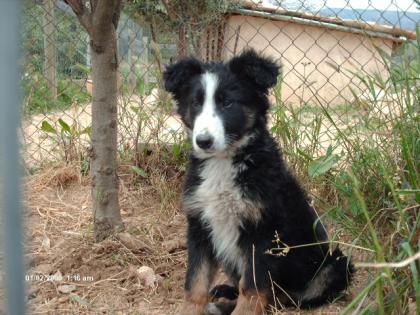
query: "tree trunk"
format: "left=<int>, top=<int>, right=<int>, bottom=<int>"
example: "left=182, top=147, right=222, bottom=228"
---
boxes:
left=90, top=7, right=123, bottom=242
left=43, top=0, right=56, bottom=100
left=66, top=0, right=124, bottom=242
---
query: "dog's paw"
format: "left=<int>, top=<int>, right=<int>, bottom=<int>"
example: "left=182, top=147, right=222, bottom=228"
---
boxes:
left=209, top=284, right=238, bottom=301
left=204, top=302, right=224, bottom=315
left=204, top=285, right=238, bottom=315
left=204, top=301, right=236, bottom=315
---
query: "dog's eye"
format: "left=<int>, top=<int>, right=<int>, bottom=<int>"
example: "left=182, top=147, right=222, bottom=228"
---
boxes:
left=196, top=90, right=204, bottom=103
left=193, top=91, right=204, bottom=108
left=222, top=100, right=233, bottom=109
left=192, top=101, right=202, bottom=109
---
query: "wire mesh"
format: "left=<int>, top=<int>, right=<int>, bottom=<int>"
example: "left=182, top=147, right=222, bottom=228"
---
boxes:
left=20, top=0, right=419, bottom=170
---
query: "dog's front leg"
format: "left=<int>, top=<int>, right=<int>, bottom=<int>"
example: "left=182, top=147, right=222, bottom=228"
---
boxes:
left=179, top=217, right=217, bottom=315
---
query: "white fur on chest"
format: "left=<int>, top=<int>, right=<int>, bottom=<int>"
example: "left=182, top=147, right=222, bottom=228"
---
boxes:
left=184, top=158, right=261, bottom=272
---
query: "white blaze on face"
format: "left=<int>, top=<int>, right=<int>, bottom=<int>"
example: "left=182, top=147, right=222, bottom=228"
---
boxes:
left=192, top=72, right=226, bottom=156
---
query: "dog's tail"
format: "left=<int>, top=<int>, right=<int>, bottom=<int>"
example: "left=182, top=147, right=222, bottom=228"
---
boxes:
left=298, top=247, right=354, bottom=308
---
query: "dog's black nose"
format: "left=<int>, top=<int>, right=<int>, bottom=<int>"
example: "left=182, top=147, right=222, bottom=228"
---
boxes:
left=196, top=134, right=214, bottom=150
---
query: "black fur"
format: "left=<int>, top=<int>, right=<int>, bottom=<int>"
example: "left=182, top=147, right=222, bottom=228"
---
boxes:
left=164, top=58, right=204, bottom=95
left=163, top=49, right=354, bottom=314
left=210, top=284, right=238, bottom=301
left=228, top=49, right=280, bottom=91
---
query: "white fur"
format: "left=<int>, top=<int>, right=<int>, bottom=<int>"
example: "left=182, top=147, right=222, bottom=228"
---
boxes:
left=184, top=157, right=261, bottom=273
left=204, top=303, right=223, bottom=315
left=193, top=72, right=225, bottom=158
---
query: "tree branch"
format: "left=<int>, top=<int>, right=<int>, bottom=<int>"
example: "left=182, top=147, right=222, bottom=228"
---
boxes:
left=160, top=0, right=178, bottom=21
left=65, top=0, right=92, bottom=34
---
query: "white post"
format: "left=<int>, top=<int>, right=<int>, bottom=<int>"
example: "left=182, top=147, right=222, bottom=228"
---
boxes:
left=128, top=26, right=137, bottom=95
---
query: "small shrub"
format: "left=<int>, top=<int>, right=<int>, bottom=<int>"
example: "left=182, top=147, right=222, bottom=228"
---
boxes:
left=23, top=73, right=90, bottom=115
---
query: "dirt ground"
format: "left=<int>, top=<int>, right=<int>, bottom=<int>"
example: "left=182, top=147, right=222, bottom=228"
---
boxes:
left=19, top=164, right=368, bottom=315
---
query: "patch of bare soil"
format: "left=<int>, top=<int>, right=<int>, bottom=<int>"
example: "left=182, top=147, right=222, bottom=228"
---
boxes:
left=21, top=165, right=367, bottom=315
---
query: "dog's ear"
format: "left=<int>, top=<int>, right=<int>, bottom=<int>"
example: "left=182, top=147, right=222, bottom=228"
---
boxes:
left=163, top=58, right=204, bottom=97
left=228, top=49, right=280, bottom=92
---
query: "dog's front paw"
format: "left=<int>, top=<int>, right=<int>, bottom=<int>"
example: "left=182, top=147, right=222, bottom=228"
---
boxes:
left=204, top=301, right=236, bottom=315
left=204, top=302, right=223, bottom=315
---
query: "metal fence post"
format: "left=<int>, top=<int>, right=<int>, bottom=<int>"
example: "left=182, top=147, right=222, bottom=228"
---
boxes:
left=0, top=1, right=26, bottom=314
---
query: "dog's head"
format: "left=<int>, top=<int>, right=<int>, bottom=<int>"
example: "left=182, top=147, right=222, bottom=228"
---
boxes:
left=164, top=49, right=280, bottom=158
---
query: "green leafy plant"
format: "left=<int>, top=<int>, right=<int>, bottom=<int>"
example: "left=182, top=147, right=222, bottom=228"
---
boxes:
left=308, top=145, right=341, bottom=178
left=131, top=165, right=148, bottom=178
left=324, top=29, right=419, bottom=314
left=41, top=118, right=91, bottom=163
left=23, top=76, right=90, bottom=115
left=269, top=26, right=420, bottom=315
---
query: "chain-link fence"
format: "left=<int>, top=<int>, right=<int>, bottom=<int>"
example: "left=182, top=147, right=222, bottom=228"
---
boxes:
left=21, top=0, right=419, bottom=170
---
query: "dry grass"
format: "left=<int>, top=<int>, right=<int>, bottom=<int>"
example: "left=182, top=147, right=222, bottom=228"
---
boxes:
left=24, top=163, right=185, bottom=314
left=20, top=162, right=366, bottom=315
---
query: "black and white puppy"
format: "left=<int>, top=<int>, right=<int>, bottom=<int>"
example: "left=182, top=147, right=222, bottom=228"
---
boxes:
left=163, top=50, right=353, bottom=315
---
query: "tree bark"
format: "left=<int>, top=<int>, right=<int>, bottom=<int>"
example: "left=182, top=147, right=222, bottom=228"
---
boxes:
left=67, top=0, right=123, bottom=242
left=90, top=13, right=123, bottom=242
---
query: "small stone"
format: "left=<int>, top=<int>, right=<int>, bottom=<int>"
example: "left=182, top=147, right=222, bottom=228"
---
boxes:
left=137, top=266, right=158, bottom=288
left=35, top=263, right=52, bottom=275
left=42, top=235, right=51, bottom=250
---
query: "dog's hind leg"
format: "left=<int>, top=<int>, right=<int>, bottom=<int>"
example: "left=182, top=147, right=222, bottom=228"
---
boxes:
left=230, top=279, right=269, bottom=315
left=298, top=248, right=354, bottom=308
